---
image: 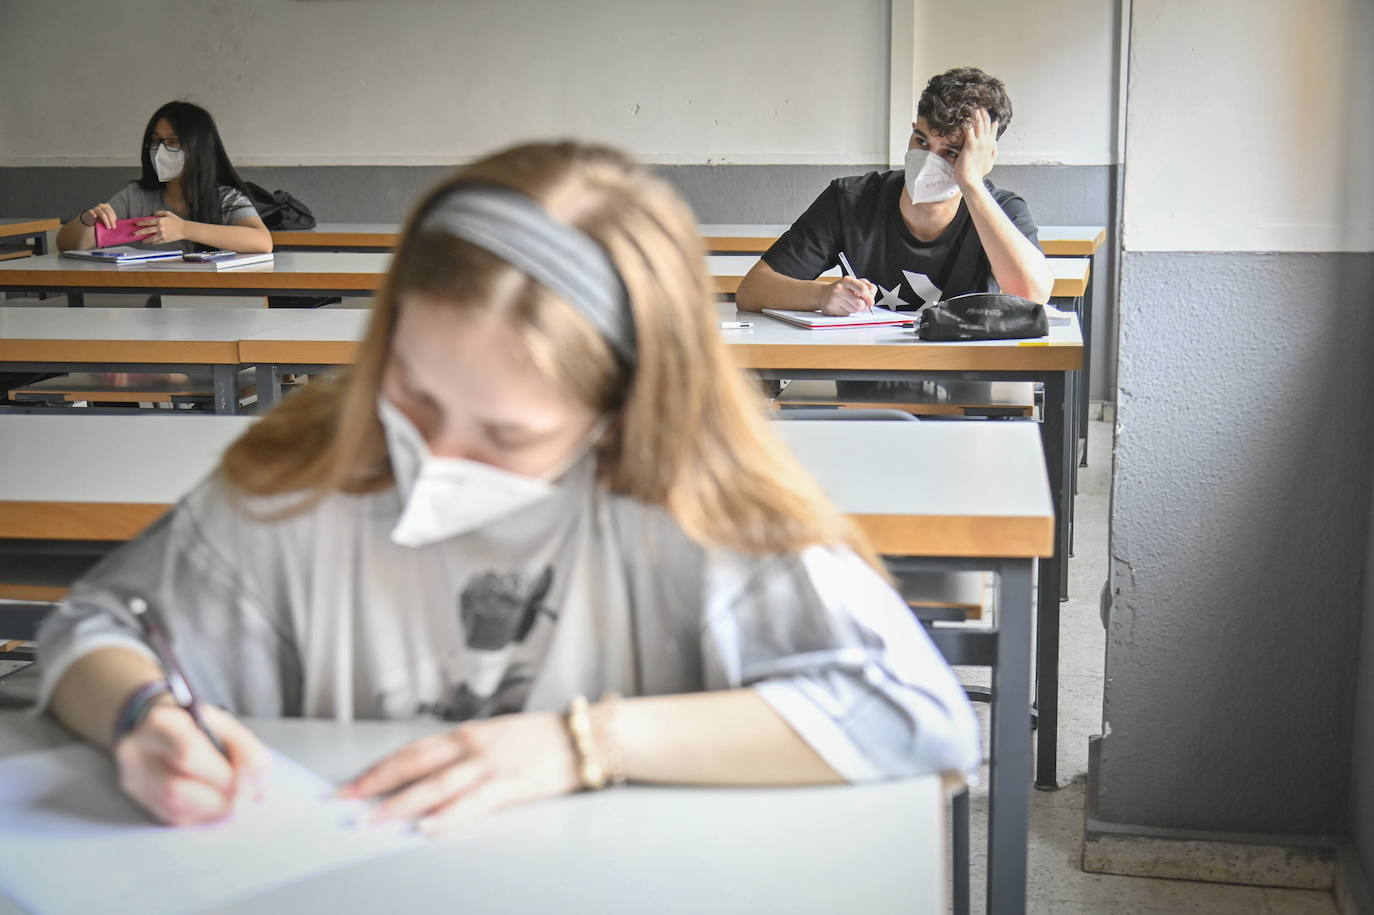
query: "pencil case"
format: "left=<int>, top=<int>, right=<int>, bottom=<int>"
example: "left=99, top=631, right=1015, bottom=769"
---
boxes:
left=915, top=293, right=1049, bottom=341
left=94, top=217, right=145, bottom=248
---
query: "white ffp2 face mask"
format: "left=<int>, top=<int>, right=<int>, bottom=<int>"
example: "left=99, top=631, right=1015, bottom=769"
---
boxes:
left=153, top=145, right=185, bottom=183
left=378, top=396, right=590, bottom=548
left=903, top=148, right=960, bottom=204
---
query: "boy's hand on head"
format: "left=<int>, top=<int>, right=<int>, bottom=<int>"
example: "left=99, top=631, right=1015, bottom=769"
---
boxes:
left=953, top=107, right=999, bottom=193
left=113, top=703, right=271, bottom=827
left=340, top=711, right=581, bottom=837
left=820, top=277, right=877, bottom=315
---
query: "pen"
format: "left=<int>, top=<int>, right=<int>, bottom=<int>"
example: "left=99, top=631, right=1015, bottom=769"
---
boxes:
left=836, top=252, right=873, bottom=313
left=128, top=596, right=229, bottom=758
left=719, top=321, right=753, bottom=329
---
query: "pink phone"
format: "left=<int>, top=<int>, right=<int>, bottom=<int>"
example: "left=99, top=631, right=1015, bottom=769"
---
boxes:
left=93, top=217, right=145, bottom=248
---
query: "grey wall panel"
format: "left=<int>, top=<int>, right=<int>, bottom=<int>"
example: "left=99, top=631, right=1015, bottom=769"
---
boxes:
left=1098, top=250, right=1374, bottom=836
left=1354, top=470, right=1374, bottom=896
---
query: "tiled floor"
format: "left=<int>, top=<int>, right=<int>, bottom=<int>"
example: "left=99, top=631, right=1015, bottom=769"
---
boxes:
left=952, top=419, right=1339, bottom=914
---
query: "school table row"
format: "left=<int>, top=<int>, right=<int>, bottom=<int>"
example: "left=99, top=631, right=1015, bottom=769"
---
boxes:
left=0, top=712, right=946, bottom=915
left=0, top=250, right=1091, bottom=300
left=0, top=302, right=1082, bottom=798
left=0, top=218, right=58, bottom=263
left=271, top=222, right=1107, bottom=258
left=0, top=414, right=1051, bottom=913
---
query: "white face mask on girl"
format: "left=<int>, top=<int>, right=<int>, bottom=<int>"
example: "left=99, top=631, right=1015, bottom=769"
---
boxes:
left=377, top=395, right=592, bottom=548
left=903, top=148, right=960, bottom=204
left=153, top=145, right=185, bottom=183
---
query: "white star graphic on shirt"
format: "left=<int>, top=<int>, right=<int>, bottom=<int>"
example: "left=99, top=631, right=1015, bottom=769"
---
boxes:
left=875, top=283, right=907, bottom=309
left=902, top=270, right=944, bottom=306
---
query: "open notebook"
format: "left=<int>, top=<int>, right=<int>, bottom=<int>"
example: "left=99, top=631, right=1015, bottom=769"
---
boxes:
left=761, top=307, right=914, bottom=329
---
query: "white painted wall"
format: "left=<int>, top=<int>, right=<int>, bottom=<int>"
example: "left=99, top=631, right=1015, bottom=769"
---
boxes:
left=0, top=0, right=891, bottom=167
left=908, top=0, right=1119, bottom=167
left=1, top=1, right=1119, bottom=170
left=1123, top=0, right=1374, bottom=252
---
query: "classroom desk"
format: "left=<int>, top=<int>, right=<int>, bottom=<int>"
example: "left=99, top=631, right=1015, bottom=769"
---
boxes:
left=0, top=713, right=946, bottom=915
left=0, top=307, right=323, bottom=415
left=1037, top=225, right=1106, bottom=257
left=270, top=223, right=403, bottom=251
left=0, top=413, right=1047, bottom=913
left=0, top=252, right=391, bottom=304
left=0, top=218, right=58, bottom=259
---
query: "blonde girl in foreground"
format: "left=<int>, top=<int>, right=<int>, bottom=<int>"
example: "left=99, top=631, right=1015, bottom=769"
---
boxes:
left=40, top=142, right=978, bottom=831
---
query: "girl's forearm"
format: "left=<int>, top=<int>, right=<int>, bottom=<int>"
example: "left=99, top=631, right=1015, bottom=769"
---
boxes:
left=183, top=222, right=274, bottom=253
left=608, top=689, right=844, bottom=785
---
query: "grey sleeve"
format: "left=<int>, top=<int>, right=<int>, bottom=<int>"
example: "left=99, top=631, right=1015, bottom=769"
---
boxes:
left=700, top=546, right=980, bottom=781
left=219, top=186, right=259, bottom=225
left=103, top=182, right=139, bottom=221
left=35, top=479, right=301, bottom=718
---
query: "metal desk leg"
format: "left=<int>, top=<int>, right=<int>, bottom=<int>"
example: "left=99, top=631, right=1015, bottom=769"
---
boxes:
left=987, top=557, right=1033, bottom=914
left=212, top=365, right=240, bottom=415
left=953, top=787, right=971, bottom=915
left=254, top=364, right=282, bottom=413
left=1079, top=273, right=1094, bottom=467
left=67, top=292, right=84, bottom=307
left=1036, top=372, right=1067, bottom=790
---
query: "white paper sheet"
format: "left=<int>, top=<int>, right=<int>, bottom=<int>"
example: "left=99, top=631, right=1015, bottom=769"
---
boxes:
left=0, top=742, right=424, bottom=915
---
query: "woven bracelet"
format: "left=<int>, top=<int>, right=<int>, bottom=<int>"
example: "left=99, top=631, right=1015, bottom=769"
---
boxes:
left=112, top=680, right=172, bottom=746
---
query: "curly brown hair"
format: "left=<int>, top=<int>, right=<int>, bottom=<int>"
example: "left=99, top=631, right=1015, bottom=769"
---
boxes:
left=917, top=67, right=1013, bottom=139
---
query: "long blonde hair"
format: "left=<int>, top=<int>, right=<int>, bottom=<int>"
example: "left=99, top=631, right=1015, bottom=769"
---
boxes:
left=221, top=141, right=879, bottom=570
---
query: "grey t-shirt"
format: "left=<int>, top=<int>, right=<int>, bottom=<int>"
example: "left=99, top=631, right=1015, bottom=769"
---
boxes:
left=104, top=181, right=258, bottom=252
left=36, top=457, right=980, bottom=782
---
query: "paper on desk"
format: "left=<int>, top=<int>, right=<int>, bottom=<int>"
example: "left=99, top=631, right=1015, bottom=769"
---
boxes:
left=0, top=742, right=424, bottom=915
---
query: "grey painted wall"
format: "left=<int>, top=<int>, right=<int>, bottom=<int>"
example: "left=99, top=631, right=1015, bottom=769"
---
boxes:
left=1097, top=251, right=1374, bottom=836
left=0, top=162, right=1118, bottom=403
left=1354, top=475, right=1374, bottom=894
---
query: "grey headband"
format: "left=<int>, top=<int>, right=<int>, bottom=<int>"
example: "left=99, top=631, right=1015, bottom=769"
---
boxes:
left=419, top=185, right=635, bottom=365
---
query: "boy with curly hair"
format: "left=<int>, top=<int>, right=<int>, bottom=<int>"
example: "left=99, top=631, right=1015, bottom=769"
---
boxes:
left=737, top=67, right=1052, bottom=315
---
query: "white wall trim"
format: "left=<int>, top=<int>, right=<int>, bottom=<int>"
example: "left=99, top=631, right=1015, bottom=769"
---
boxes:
left=886, top=0, right=916, bottom=168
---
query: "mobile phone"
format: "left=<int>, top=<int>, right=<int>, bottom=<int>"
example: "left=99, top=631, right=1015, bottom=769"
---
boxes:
left=183, top=250, right=237, bottom=262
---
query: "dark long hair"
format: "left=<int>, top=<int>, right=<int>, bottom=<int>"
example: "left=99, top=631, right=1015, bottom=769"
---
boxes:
left=137, top=101, right=250, bottom=226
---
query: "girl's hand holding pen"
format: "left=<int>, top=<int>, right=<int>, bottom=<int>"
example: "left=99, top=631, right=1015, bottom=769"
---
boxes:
left=114, top=701, right=271, bottom=827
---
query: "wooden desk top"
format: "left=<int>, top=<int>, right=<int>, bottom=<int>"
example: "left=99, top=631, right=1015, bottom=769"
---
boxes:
left=0, top=413, right=1051, bottom=557
left=709, top=255, right=1090, bottom=298
left=0, top=218, right=60, bottom=238
left=0, top=252, right=391, bottom=292
left=0, top=306, right=320, bottom=364
left=1037, top=225, right=1107, bottom=256
left=697, top=224, right=792, bottom=252
left=270, top=223, right=402, bottom=248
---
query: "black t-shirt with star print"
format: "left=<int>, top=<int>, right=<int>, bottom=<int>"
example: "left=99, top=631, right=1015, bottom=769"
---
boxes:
left=760, top=169, right=1039, bottom=310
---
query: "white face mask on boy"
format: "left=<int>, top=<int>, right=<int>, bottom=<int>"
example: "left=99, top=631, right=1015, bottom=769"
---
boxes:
left=153, top=145, right=185, bottom=183
left=903, top=148, right=960, bottom=204
left=377, top=395, right=592, bottom=548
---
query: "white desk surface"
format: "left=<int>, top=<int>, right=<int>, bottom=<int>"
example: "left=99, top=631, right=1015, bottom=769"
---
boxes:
left=718, top=301, right=1083, bottom=350
left=0, top=414, right=254, bottom=504
left=239, top=307, right=373, bottom=343
left=0, top=306, right=320, bottom=343
left=0, top=412, right=1050, bottom=557
left=698, top=223, right=791, bottom=238
left=274, top=222, right=402, bottom=235
left=0, top=713, right=945, bottom=915
left=773, top=419, right=1051, bottom=521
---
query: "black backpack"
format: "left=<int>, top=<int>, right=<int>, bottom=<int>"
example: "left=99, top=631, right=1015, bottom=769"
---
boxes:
left=245, top=182, right=317, bottom=230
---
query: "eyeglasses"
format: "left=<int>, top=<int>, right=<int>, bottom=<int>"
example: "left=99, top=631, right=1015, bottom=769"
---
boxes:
left=146, top=138, right=183, bottom=153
